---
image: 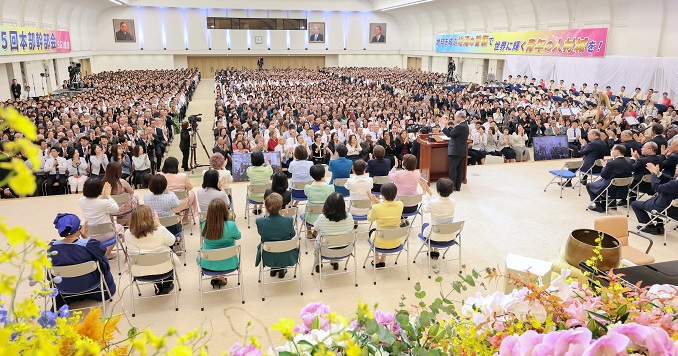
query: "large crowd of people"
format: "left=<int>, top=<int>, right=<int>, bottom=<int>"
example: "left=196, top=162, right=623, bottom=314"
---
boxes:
left=1, top=68, right=199, bottom=198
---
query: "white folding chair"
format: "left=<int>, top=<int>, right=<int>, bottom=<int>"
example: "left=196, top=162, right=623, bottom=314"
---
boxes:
left=280, top=206, right=299, bottom=233
left=370, top=176, right=391, bottom=195
left=629, top=174, right=653, bottom=201
left=88, top=222, right=126, bottom=274
left=333, top=178, right=349, bottom=197
left=127, top=251, right=182, bottom=317
left=349, top=199, right=372, bottom=227
left=258, top=238, right=303, bottom=301
left=574, top=159, right=604, bottom=196
left=173, top=190, right=196, bottom=234
left=158, top=215, right=186, bottom=266
left=245, top=183, right=271, bottom=229
left=591, top=177, right=634, bottom=216
left=199, top=211, right=208, bottom=224
left=639, top=198, right=678, bottom=246
left=291, top=181, right=313, bottom=205
left=311, top=233, right=358, bottom=293
left=300, top=204, right=324, bottom=253
left=413, top=221, right=465, bottom=279
left=397, top=194, right=423, bottom=227
left=49, top=261, right=113, bottom=316
left=110, top=193, right=134, bottom=227
left=544, top=161, right=582, bottom=198
left=197, top=246, right=244, bottom=310
left=362, top=226, right=411, bottom=285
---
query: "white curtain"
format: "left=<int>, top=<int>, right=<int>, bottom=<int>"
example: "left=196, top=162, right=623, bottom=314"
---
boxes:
left=505, top=55, right=675, bottom=100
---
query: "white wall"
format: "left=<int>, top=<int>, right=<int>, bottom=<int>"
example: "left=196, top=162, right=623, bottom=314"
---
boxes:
left=90, top=55, right=176, bottom=73
left=337, top=54, right=403, bottom=68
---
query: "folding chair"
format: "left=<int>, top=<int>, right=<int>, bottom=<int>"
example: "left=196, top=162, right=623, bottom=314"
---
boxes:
left=198, top=246, right=244, bottom=310
left=311, top=232, right=358, bottom=292
left=49, top=261, right=113, bottom=316
left=639, top=198, right=678, bottom=246
left=333, top=178, right=349, bottom=197
left=590, top=177, right=634, bottom=216
left=397, top=194, right=423, bottom=227
left=349, top=199, right=372, bottom=227
left=88, top=222, right=126, bottom=274
left=245, top=183, right=271, bottom=229
left=544, top=161, right=582, bottom=198
left=362, top=226, right=411, bottom=285
left=199, top=211, right=208, bottom=224
left=110, top=193, right=133, bottom=227
left=300, top=204, right=324, bottom=253
left=413, top=221, right=464, bottom=279
left=574, top=159, right=604, bottom=196
left=280, top=206, right=299, bottom=233
left=173, top=190, right=196, bottom=234
left=629, top=174, right=653, bottom=202
left=291, top=181, right=313, bottom=205
left=158, top=215, right=186, bottom=266
left=128, top=251, right=182, bottom=317
left=371, top=176, right=391, bottom=195
left=258, top=238, right=303, bottom=301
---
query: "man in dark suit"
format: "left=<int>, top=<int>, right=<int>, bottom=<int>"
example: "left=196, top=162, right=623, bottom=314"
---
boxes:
left=629, top=141, right=663, bottom=199
left=631, top=162, right=678, bottom=234
left=10, top=79, right=21, bottom=100
left=115, top=22, right=135, bottom=41
left=661, top=139, right=678, bottom=176
left=586, top=144, right=633, bottom=212
left=619, top=130, right=641, bottom=157
left=447, top=112, right=469, bottom=191
left=309, top=25, right=324, bottom=42
left=572, top=129, right=608, bottom=185
left=649, top=123, right=667, bottom=152
left=75, top=137, right=92, bottom=163
left=371, top=25, right=386, bottom=43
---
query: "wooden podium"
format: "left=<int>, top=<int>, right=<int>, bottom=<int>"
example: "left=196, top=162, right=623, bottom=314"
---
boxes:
left=417, top=134, right=469, bottom=184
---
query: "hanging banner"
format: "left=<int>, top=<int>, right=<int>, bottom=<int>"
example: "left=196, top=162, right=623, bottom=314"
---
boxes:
left=0, top=25, right=71, bottom=55
left=435, top=28, right=607, bottom=57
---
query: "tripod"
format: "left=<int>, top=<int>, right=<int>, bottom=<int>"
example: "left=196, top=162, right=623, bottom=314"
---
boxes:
left=189, top=122, right=211, bottom=173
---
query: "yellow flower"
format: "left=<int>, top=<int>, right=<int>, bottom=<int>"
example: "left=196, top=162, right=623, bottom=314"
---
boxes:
left=271, top=318, right=296, bottom=340
left=358, top=301, right=373, bottom=319
left=14, top=299, right=40, bottom=319
left=8, top=159, right=37, bottom=196
left=0, top=274, right=17, bottom=295
left=250, top=336, right=261, bottom=349
left=328, top=312, right=348, bottom=326
left=1, top=107, right=37, bottom=140
left=5, top=225, right=30, bottom=247
left=345, top=340, right=362, bottom=356
left=169, top=345, right=193, bottom=356
left=313, top=344, right=336, bottom=356
left=131, top=337, right=148, bottom=356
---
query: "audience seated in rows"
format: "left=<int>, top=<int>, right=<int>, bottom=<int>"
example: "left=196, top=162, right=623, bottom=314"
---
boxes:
left=198, top=199, right=241, bottom=288
left=196, top=170, right=231, bottom=213
left=255, top=193, right=298, bottom=279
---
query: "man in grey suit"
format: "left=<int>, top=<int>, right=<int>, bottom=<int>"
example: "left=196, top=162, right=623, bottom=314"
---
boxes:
left=371, top=26, right=386, bottom=43
left=447, top=111, right=469, bottom=191
left=310, top=25, right=324, bottom=42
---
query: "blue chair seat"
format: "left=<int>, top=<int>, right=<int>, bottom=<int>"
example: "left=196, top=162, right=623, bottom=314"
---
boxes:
left=300, top=214, right=315, bottom=226
left=134, top=270, right=173, bottom=283
left=418, top=233, right=458, bottom=249
left=367, top=238, right=404, bottom=254
left=353, top=215, right=368, bottom=221
left=291, top=190, right=307, bottom=200
left=201, top=267, right=237, bottom=276
left=111, top=209, right=133, bottom=218
left=401, top=209, right=420, bottom=218
left=100, top=236, right=117, bottom=248
left=248, top=198, right=263, bottom=205
left=548, top=170, right=577, bottom=179
left=59, top=280, right=102, bottom=295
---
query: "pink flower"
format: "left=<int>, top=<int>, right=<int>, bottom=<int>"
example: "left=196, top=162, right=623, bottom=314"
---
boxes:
left=582, top=333, right=629, bottom=355
left=295, top=302, right=330, bottom=333
left=553, top=328, right=593, bottom=355
left=611, top=323, right=678, bottom=355
left=373, top=310, right=401, bottom=334
left=229, top=343, right=262, bottom=356
left=498, top=330, right=544, bottom=355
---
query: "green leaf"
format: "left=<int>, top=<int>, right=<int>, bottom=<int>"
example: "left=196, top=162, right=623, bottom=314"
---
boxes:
left=414, top=282, right=421, bottom=292
left=617, top=304, right=627, bottom=318
left=619, top=312, right=629, bottom=324
left=365, top=318, right=379, bottom=334
left=312, top=315, right=320, bottom=329
left=279, top=352, right=294, bottom=356
left=587, top=310, right=612, bottom=322
left=586, top=318, right=598, bottom=334
left=465, top=275, right=476, bottom=287
left=451, top=281, right=462, bottom=293
left=419, top=301, right=426, bottom=307
left=435, top=276, right=443, bottom=283
left=472, top=269, right=480, bottom=279
left=127, top=327, right=139, bottom=338
left=296, top=340, right=315, bottom=347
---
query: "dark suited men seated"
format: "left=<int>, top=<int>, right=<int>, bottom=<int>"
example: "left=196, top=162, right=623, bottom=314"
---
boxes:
left=44, top=147, right=69, bottom=195
left=586, top=144, right=632, bottom=212
left=631, top=163, right=678, bottom=235
left=629, top=141, right=663, bottom=200
left=371, top=26, right=386, bottom=43
left=565, top=129, right=608, bottom=186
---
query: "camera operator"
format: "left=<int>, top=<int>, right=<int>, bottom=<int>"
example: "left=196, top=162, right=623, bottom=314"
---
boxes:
left=180, top=121, right=191, bottom=171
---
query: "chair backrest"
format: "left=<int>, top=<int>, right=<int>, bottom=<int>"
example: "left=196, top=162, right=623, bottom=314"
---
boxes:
left=292, top=181, right=313, bottom=190
left=594, top=216, right=629, bottom=246
left=199, top=211, right=208, bottom=222
left=611, top=177, right=634, bottom=187
left=372, top=176, right=391, bottom=185
left=50, top=261, right=98, bottom=278
left=128, top=251, right=173, bottom=268
left=262, top=239, right=300, bottom=253
left=397, top=194, right=423, bottom=206
left=199, top=245, right=239, bottom=261
left=88, top=222, right=115, bottom=236
left=320, top=233, right=355, bottom=248
left=158, top=215, right=181, bottom=227
left=641, top=174, right=653, bottom=183
left=248, top=183, right=270, bottom=194
left=280, top=206, right=298, bottom=218
left=375, top=227, right=410, bottom=240
left=672, top=198, right=678, bottom=208
left=173, top=190, right=188, bottom=200
left=564, top=161, right=583, bottom=170
left=110, top=193, right=132, bottom=204
left=430, top=221, right=465, bottom=242
left=305, top=204, right=324, bottom=216
left=223, top=187, right=232, bottom=196
left=350, top=199, right=372, bottom=210
left=333, top=178, right=348, bottom=188
left=594, top=159, right=604, bottom=167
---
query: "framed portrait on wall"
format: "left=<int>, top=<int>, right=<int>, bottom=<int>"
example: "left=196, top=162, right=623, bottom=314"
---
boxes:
left=255, top=36, right=264, bottom=44
left=308, top=22, right=325, bottom=43
left=113, top=19, right=136, bottom=42
left=369, top=23, right=387, bottom=43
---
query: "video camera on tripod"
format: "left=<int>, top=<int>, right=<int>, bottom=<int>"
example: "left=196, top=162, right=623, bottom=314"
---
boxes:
left=187, top=113, right=202, bottom=128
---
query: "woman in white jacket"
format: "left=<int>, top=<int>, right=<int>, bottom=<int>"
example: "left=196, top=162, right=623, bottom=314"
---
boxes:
left=468, top=127, right=488, bottom=165
left=511, top=125, right=531, bottom=162
left=67, top=149, right=89, bottom=194
left=132, top=145, right=151, bottom=188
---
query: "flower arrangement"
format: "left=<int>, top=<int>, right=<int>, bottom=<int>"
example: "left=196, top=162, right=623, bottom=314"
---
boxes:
left=232, top=267, right=678, bottom=356
left=0, top=108, right=210, bottom=355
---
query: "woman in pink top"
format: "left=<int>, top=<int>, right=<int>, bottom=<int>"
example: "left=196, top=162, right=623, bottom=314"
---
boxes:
left=388, top=154, right=429, bottom=226
left=160, top=157, right=198, bottom=220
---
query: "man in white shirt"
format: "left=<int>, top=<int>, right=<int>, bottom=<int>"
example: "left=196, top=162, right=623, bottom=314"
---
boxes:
left=420, top=178, right=456, bottom=259
left=23, top=86, right=36, bottom=100
left=43, top=147, right=68, bottom=195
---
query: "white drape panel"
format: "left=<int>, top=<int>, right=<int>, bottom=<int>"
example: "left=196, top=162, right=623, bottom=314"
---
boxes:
left=505, top=55, right=676, bottom=100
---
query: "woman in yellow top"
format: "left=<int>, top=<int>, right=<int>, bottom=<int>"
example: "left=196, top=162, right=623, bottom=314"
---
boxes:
left=367, top=182, right=404, bottom=268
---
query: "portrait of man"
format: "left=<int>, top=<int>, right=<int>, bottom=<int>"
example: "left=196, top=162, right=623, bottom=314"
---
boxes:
left=370, top=23, right=387, bottom=43
left=113, top=19, right=136, bottom=42
left=309, top=22, right=325, bottom=43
